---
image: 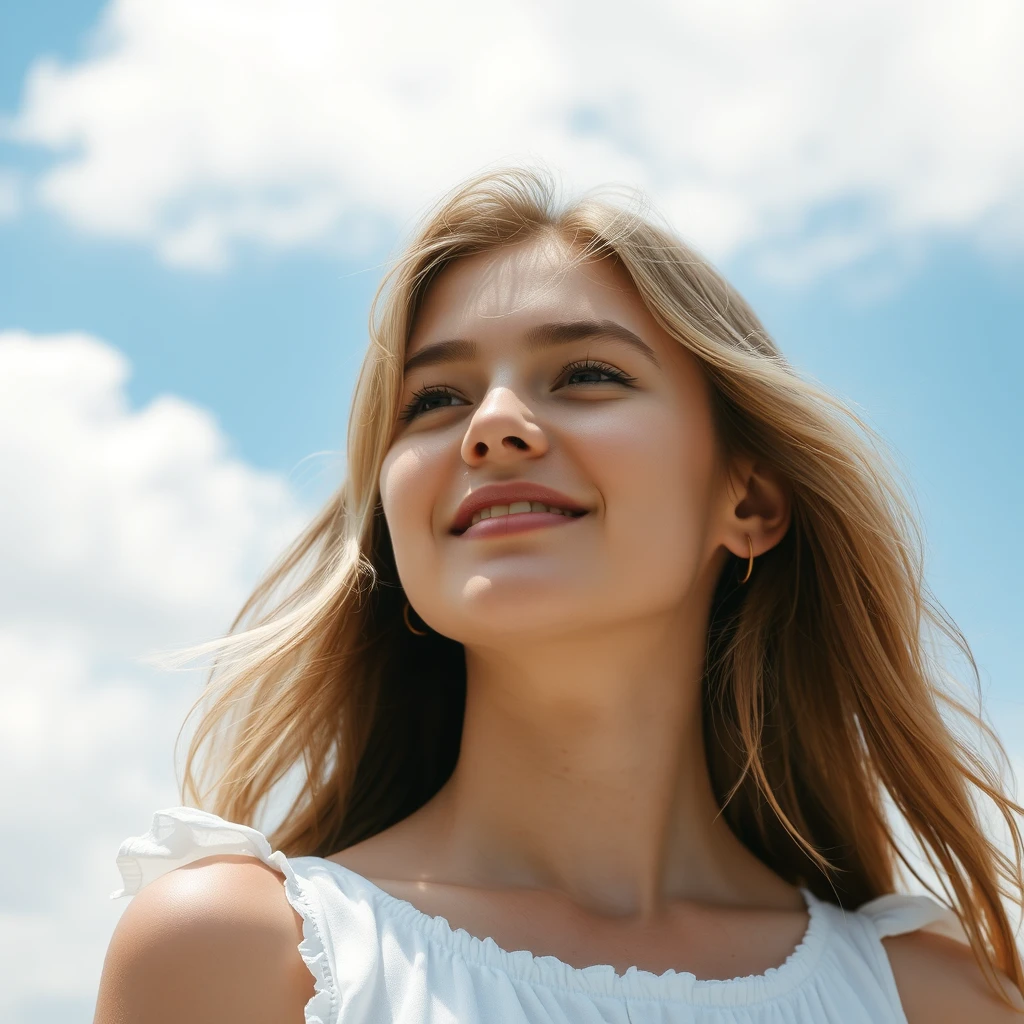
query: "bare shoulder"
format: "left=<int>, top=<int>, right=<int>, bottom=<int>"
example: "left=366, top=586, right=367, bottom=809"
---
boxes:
left=94, top=854, right=315, bottom=1024
left=885, top=929, right=1024, bottom=1024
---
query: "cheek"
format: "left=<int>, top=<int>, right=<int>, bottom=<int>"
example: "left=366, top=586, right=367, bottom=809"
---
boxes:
left=575, top=403, right=716, bottom=586
left=379, top=442, right=443, bottom=573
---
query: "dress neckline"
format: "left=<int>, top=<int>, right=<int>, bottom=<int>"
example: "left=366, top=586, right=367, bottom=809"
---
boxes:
left=307, top=855, right=832, bottom=1005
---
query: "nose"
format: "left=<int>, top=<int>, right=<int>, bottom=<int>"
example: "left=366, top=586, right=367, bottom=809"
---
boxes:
left=460, top=386, right=549, bottom=467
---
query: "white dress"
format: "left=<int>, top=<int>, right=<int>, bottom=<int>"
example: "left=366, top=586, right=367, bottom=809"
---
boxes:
left=110, top=806, right=968, bottom=1024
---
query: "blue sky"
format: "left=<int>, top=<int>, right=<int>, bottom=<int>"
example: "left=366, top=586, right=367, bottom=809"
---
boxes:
left=1, top=2, right=1022, bottom=1020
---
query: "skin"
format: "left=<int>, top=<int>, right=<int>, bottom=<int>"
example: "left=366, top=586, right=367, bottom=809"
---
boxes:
left=371, top=233, right=798, bottom=929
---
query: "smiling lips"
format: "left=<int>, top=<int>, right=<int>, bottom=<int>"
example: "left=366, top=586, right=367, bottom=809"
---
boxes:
left=463, top=503, right=586, bottom=540
left=470, top=500, right=578, bottom=526
left=449, top=482, right=589, bottom=537
left=458, top=507, right=586, bottom=540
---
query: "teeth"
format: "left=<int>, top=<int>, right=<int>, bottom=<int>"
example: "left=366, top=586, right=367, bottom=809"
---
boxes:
left=468, top=502, right=579, bottom=526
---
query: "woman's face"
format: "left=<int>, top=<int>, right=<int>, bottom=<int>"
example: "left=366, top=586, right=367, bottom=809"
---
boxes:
left=379, top=235, right=734, bottom=643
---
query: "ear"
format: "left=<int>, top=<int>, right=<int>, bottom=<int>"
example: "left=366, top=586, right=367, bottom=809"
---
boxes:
left=721, top=455, right=792, bottom=561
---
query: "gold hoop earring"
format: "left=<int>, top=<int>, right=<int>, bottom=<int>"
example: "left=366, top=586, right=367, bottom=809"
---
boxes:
left=403, top=600, right=428, bottom=636
left=739, top=533, right=755, bottom=584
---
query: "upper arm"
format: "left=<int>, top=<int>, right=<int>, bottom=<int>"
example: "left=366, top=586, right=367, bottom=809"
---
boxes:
left=94, top=854, right=316, bottom=1024
left=885, top=930, right=1024, bottom=1024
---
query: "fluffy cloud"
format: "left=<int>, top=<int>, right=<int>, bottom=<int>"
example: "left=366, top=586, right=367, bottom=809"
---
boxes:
left=0, top=329, right=305, bottom=650
left=4, top=0, right=1022, bottom=276
left=0, top=330, right=308, bottom=1022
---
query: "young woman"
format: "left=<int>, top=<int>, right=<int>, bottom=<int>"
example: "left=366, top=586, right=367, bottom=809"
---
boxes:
left=95, top=166, right=1023, bottom=1023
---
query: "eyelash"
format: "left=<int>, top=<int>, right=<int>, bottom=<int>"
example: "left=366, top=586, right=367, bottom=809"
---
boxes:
left=399, top=359, right=638, bottom=423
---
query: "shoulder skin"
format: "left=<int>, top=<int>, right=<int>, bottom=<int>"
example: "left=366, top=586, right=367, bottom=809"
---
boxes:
left=886, top=930, right=1024, bottom=1023
left=93, top=854, right=315, bottom=1024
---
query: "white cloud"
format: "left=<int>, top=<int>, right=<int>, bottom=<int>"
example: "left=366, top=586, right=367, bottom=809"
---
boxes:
left=0, top=329, right=308, bottom=1022
left=4, top=0, right=1021, bottom=277
left=0, top=329, right=305, bottom=651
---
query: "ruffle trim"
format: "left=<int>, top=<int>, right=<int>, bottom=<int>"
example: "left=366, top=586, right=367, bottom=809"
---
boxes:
left=856, top=891, right=970, bottom=946
left=111, top=806, right=337, bottom=1024
left=321, top=858, right=831, bottom=1005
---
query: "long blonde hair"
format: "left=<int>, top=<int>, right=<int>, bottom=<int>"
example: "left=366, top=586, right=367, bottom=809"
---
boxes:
left=173, top=164, right=1023, bottom=1002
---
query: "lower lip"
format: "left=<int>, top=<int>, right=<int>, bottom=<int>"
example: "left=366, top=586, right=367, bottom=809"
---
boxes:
left=457, top=512, right=586, bottom=539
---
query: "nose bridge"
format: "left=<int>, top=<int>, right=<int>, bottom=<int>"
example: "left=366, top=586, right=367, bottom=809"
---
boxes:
left=479, top=380, right=524, bottom=418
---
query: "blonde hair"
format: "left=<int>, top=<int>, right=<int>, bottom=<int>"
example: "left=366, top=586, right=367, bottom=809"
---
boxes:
left=173, top=164, right=1023, bottom=1004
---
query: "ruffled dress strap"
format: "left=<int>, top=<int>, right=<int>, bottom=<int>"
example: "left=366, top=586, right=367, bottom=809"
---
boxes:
left=110, top=806, right=337, bottom=1024
left=856, top=892, right=970, bottom=946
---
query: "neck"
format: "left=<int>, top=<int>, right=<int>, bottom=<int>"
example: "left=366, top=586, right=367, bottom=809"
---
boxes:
left=419, top=610, right=799, bottom=921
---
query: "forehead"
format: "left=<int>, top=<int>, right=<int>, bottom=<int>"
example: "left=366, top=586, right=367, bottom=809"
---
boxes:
left=407, top=236, right=654, bottom=352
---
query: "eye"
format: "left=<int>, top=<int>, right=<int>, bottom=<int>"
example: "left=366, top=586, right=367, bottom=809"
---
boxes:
left=557, top=358, right=637, bottom=389
left=399, top=358, right=637, bottom=424
left=399, top=384, right=466, bottom=422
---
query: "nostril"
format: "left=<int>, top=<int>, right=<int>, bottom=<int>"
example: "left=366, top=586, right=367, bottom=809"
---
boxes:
left=504, top=436, right=528, bottom=450
left=473, top=441, right=488, bottom=456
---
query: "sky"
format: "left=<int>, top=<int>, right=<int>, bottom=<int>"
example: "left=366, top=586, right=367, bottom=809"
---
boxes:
left=1, top=1, right=1022, bottom=1020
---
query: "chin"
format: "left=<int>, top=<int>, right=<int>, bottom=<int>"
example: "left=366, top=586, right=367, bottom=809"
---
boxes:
left=446, top=575, right=595, bottom=639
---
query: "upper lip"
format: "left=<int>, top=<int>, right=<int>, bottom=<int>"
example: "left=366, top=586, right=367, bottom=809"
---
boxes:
left=449, top=482, right=589, bottom=534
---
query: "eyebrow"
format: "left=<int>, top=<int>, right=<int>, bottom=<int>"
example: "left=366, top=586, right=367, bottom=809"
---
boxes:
left=402, top=319, right=661, bottom=376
